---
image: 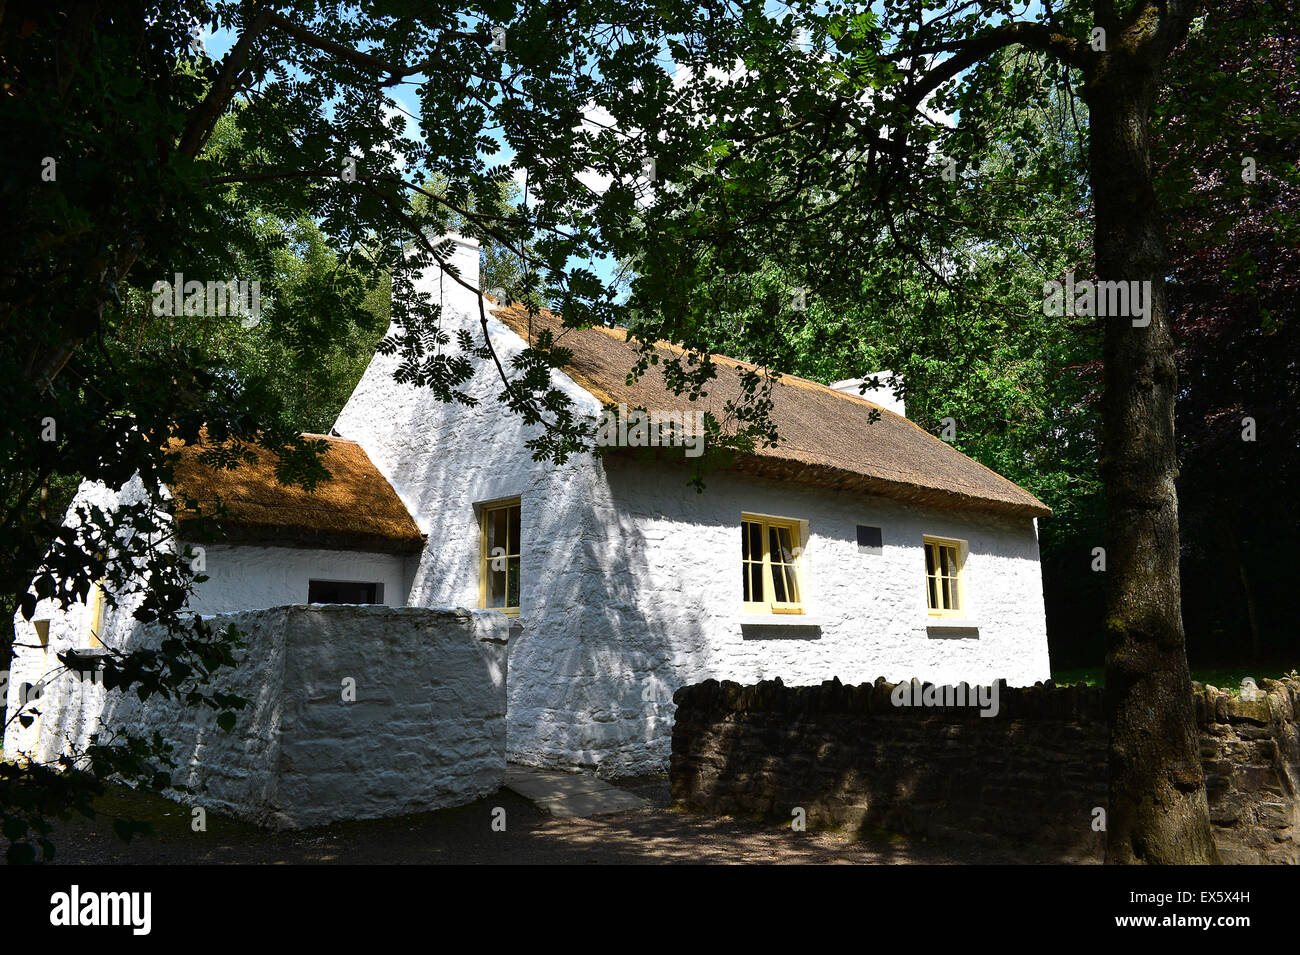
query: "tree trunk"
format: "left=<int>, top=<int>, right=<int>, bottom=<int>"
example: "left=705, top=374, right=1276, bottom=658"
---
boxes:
left=1087, top=62, right=1218, bottom=864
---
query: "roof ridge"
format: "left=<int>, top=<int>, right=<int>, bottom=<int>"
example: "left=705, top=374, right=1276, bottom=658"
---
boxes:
left=489, top=301, right=903, bottom=415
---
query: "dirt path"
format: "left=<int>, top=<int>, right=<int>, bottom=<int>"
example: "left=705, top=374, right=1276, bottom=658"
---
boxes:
left=41, top=780, right=1081, bottom=865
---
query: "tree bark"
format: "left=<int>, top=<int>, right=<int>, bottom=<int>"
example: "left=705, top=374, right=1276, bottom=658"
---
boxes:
left=1086, top=52, right=1218, bottom=863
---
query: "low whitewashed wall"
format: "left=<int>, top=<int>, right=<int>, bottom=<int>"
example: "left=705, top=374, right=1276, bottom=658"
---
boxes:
left=4, top=605, right=509, bottom=828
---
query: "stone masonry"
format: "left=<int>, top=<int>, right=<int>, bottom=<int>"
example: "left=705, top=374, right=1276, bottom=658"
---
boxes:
left=670, top=675, right=1300, bottom=863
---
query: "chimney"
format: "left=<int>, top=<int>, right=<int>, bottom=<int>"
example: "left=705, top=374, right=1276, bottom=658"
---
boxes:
left=444, top=232, right=481, bottom=293
left=830, top=372, right=905, bottom=418
left=410, top=232, right=482, bottom=320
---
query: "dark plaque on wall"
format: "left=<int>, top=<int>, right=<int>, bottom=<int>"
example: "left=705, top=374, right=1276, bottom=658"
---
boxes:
left=857, top=525, right=883, bottom=555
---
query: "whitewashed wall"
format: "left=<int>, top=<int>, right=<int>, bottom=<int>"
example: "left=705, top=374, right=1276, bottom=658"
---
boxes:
left=332, top=243, right=1052, bottom=778
left=186, top=544, right=411, bottom=614
left=4, top=605, right=509, bottom=828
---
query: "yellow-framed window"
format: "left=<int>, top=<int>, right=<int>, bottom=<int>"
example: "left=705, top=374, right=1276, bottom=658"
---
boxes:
left=924, top=536, right=965, bottom=616
left=479, top=499, right=521, bottom=617
left=741, top=514, right=805, bottom=614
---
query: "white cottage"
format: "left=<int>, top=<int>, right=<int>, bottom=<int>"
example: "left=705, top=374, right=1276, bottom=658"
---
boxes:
left=6, top=233, right=1052, bottom=797
left=328, top=236, right=1051, bottom=775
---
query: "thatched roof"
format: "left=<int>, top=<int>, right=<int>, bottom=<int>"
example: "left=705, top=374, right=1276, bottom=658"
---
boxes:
left=169, top=433, right=425, bottom=554
left=491, top=303, right=1050, bottom=519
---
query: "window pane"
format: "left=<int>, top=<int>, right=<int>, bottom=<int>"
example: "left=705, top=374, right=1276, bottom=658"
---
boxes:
left=742, top=522, right=754, bottom=561
left=750, top=562, right=764, bottom=602
left=948, top=574, right=959, bottom=611
left=782, top=563, right=800, bottom=603
left=776, top=527, right=796, bottom=563
left=743, top=561, right=751, bottom=601
left=747, top=522, right=762, bottom=561
left=925, top=543, right=935, bottom=576
left=489, top=565, right=506, bottom=607
left=309, top=580, right=380, bottom=604
left=927, top=575, right=938, bottom=609
left=508, top=506, right=521, bottom=556
left=507, top=556, right=520, bottom=608
left=770, top=557, right=788, bottom=602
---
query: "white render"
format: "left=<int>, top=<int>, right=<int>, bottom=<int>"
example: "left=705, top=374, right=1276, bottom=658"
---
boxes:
left=4, top=232, right=1052, bottom=803
left=830, top=372, right=906, bottom=418
left=4, top=604, right=509, bottom=828
left=186, top=544, right=413, bottom=614
left=332, top=237, right=1052, bottom=777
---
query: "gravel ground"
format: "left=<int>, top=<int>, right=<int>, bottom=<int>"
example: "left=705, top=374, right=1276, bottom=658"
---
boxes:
left=39, top=779, right=1083, bottom=865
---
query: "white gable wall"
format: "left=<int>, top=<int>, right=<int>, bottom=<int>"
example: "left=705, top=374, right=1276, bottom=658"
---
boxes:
left=186, top=544, right=411, bottom=614
left=332, top=248, right=1052, bottom=777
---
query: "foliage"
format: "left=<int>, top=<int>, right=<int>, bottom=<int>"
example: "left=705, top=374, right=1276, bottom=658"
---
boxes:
left=1155, top=0, right=1300, bottom=663
left=0, top=0, right=761, bottom=861
left=2, top=0, right=1283, bottom=863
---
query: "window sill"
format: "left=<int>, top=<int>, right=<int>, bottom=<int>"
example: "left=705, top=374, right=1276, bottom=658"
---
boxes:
left=64, top=649, right=110, bottom=672
left=739, top=614, right=823, bottom=627
left=925, top=618, right=980, bottom=629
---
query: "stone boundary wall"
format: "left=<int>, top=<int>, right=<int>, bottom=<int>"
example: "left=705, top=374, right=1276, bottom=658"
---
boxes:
left=670, top=676, right=1300, bottom=863
left=6, top=605, right=510, bottom=829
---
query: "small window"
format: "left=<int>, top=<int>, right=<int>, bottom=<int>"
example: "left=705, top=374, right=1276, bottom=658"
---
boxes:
left=308, top=580, right=383, bottom=604
left=924, top=537, right=965, bottom=616
left=742, top=514, right=805, bottom=614
left=857, top=525, right=883, bottom=554
left=479, top=499, right=521, bottom=617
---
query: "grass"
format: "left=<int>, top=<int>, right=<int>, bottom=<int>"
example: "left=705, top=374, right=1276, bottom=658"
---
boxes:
left=1051, top=664, right=1298, bottom=692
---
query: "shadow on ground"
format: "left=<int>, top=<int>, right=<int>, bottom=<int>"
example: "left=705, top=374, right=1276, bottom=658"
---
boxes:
left=40, top=779, right=1086, bottom=865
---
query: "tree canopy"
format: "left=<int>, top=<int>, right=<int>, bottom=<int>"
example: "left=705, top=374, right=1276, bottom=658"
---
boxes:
left=3, top=0, right=1294, bottom=864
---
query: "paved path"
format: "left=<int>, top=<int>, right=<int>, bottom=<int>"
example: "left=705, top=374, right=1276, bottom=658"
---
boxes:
left=503, top=765, right=651, bottom=817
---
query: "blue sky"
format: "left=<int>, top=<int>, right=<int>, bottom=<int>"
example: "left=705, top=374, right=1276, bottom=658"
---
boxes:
left=200, top=14, right=629, bottom=290
left=199, top=3, right=1046, bottom=297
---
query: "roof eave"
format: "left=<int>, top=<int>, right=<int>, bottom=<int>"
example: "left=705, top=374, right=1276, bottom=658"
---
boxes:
left=731, top=454, right=1052, bottom=520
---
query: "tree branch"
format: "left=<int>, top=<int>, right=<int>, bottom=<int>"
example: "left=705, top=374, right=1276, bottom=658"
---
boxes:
left=898, top=20, right=1093, bottom=115
left=263, top=11, right=472, bottom=87
left=178, top=9, right=272, bottom=159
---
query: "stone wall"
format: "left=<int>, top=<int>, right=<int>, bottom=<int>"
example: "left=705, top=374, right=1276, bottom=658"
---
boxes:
left=5, top=604, right=510, bottom=829
left=670, top=675, right=1300, bottom=863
